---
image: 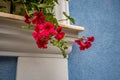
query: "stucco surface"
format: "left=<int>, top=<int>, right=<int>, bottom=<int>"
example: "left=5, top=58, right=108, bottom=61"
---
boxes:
left=0, top=57, right=17, bottom=80
left=69, top=0, right=120, bottom=80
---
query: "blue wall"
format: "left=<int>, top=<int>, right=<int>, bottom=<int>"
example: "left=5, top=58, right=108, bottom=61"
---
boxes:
left=0, top=57, right=17, bottom=80
left=68, top=0, right=120, bottom=80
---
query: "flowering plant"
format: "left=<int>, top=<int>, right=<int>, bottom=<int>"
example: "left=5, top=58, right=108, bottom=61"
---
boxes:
left=0, top=0, right=94, bottom=58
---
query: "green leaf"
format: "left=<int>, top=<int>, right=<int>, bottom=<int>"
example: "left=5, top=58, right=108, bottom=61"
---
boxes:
left=45, top=13, right=58, bottom=25
left=21, top=25, right=34, bottom=29
left=52, top=40, right=59, bottom=46
left=28, top=10, right=34, bottom=16
left=63, top=12, right=75, bottom=24
left=61, top=39, right=67, bottom=43
left=31, top=2, right=38, bottom=7
left=63, top=46, right=68, bottom=49
left=37, top=4, right=53, bottom=8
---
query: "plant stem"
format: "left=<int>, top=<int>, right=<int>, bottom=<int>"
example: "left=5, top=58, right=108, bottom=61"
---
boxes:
left=60, top=48, right=67, bottom=58
left=22, top=0, right=28, bottom=15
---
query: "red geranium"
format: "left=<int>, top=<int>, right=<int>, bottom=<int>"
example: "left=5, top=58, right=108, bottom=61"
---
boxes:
left=42, top=22, right=56, bottom=35
left=87, top=36, right=94, bottom=42
left=56, top=26, right=62, bottom=33
left=84, top=41, right=92, bottom=49
left=32, top=12, right=46, bottom=25
left=36, top=38, right=48, bottom=48
left=55, top=26, right=65, bottom=41
left=24, top=13, right=31, bottom=24
left=75, top=36, right=94, bottom=50
left=55, top=32, right=65, bottom=41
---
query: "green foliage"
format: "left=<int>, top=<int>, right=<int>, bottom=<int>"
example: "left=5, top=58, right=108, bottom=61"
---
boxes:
left=0, top=0, right=75, bottom=25
left=63, top=12, right=75, bottom=24
left=50, top=39, right=68, bottom=58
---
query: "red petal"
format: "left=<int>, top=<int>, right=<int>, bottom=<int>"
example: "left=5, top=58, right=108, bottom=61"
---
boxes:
left=87, top=36, right=95, bottom=42
left=56, top=26, right=62, bottom=33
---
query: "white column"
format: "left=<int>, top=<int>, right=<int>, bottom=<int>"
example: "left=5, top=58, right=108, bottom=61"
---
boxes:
left=54, top=0, right=69, bottom=24
left=16, top=57, right=68, bottom=80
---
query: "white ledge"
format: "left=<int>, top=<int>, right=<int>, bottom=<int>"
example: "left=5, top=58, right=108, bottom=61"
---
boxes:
left=0, top=12, right=84, bottom=58
left=0, top=12, right=84, bottom=31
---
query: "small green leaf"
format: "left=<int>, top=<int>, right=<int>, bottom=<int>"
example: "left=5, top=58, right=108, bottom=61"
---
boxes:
left=63, top=46, right=68, bottom=49
left=31, top=2, right=38, bottom=7
left=37, top=4, right=53, bottom=8
left=52, top=42, right=57, bottom=46
left=61, top=39, right=67, bottom=43
left=28, top=10, right=34, bottom=16
left=52, top=40, right=59, bottom=46
left=45, top=13, right=58, bottom=25
left=21, top=25, right=34, bottom=29
left=63, top=12, right=75, bottom=24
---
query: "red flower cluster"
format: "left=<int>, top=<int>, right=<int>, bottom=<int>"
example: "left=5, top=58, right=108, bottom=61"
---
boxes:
left=24, top=13, right=31, bottom=24
left=24, top=12, right=65, bottom=48
left=24, top=11, right=94, bottom=52
left=75, top=36, right=94, bottom=50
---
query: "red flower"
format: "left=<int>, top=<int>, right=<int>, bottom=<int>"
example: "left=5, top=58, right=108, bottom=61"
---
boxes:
left=55, top=26, right=65, bottom=41
left=32, top=30, right=49, bottom=48
left=56, top=26, right=62, bottom=33
left=79, top=46, right=85, bottom=50
left=55, top=32, right=65, bottom=41
left=32, top=24, right=43, bottom=40
left=33, top=24, right=43, bottom=32
left=75, top=39, right=82, bottom=45
left=40, top=22, right=56, bottom=38
left=32, top=12, right=45, bottom=24
left=87, top=36, right=94, bottom=42
left=75, top=36, right=94, bottom=50
left=42, top=22, right=55, bottom=33
left=78, top=41, right=91, bottom=50
left=79, top=41, right=86, bottom=50
left=32, top=31, right=41, bottom=40
left=84, top=41, right=92, bottom=49
left=32, top=22, right=55, bottom=43
left=24, top=13, right=31, bottom=24
left=36, top=38, right=48, bottom=48
left=24, top=19, right=31, bottom=24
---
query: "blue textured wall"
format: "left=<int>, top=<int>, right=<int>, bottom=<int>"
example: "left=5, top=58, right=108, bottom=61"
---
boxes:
left=0, top=57, right=17, bottom=80
left=68, top=0, right=120, bottom=80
